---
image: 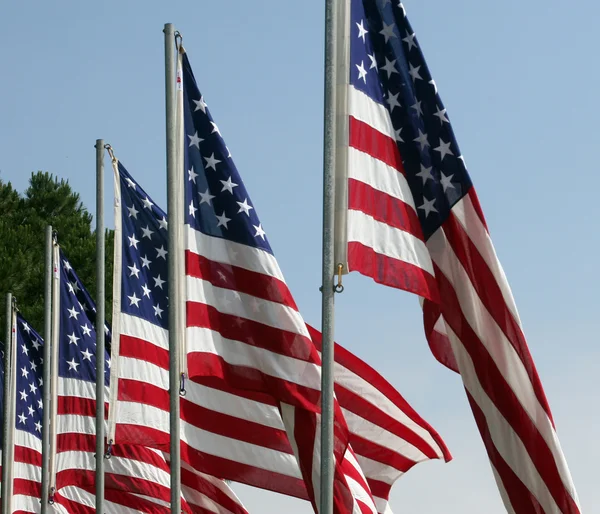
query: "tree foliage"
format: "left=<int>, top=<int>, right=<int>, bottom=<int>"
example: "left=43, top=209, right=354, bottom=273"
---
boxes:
left=0, top=172, right=113, bottom=335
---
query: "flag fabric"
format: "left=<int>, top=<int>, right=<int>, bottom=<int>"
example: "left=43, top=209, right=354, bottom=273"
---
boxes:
left=334, top=1, right=580, bottom=512
left=54, top=248, right=248, bottom=514
left=108, top=157, right=448, bottom=514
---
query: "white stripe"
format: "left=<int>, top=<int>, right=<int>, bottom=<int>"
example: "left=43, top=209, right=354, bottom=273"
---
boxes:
left=347, top=210, right=434, bottom=275
left=354, top=455, right=398, bottom=485
left=58, top=376, right=109, bottom=400
left=348, top=87, right=395, bottom=141
left=348, top=147, right=416, bottom=210
left=187, top=326, right=322, bottom=390
left=185, top=274, right=308, bottom=337
left=121, top=312, right=169, bottom=350
left=428, top=227, right=575, bottom=491
left=446, top=325, right=561, bottom=513
left=185, top=225, right=285, bottom=282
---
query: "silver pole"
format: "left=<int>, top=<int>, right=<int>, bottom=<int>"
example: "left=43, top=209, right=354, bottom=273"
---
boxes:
left=95, top=139, right=106, bottom=513
left=320, top=0, right=338, bottom=512
left=2, top=293, right=14, bottom=514
left=41, top=225, right=53, bottom=512
left=164, top=22, right=182, bottom=513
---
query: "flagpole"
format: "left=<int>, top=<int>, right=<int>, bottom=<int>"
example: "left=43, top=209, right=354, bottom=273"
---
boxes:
left=2, top=293, right=15, bottom=514
left=164, top=22, right=182, bottom=513
left=320, top=0, right=339, bottom=512
left=94, top=139, right=106, bottom=513
left=41, top=225, right=53, bottom=512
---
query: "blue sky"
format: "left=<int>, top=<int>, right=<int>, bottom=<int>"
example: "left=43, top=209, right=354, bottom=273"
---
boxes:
left=1, top=0, right=598, bottom=512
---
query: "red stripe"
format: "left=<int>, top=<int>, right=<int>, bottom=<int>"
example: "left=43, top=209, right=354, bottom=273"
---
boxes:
left=186, top=300, right=316, bottom=363
left=365, top=478, right=391, bottom=501
left=14, top=445, right=42, bottom=466
left=348, top=179, right=423, bottom=240
left=422, top=299, right=459, bottom=372
left=349, top=116, right=405, bottom=174
left=467, top=188, right=488, bottom=231
left=185, top=250, right=298, bottom=310
left=349, top=434, right=417, bottom=474
left=433, top=262, right=580, bottom=514
left=348, top=242, right=439, bottom=301
left=442, top=213, right=553, bottom=422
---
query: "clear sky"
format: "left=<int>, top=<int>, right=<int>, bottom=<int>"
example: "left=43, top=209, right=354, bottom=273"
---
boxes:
left=1, top=0, right=598, bottom=512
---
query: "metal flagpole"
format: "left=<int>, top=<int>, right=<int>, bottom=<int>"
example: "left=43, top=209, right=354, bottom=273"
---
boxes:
left=2, top=293, right=15, bottom=514
left=164, top=22, right=182, bottom=513
left=320, top=0, right=339, bottom=512
left=41, top=225, right=53, bottom=512
left=95, top=139, right=106, bottom=513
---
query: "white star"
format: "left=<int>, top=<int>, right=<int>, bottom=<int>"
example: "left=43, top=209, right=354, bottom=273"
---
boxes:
left=81, top=348, right=93, bottom=361
left=128, top=234, right=140, bottom=249
left=38, top=399, right=43, bottom=409
left=18, top=413, right=27, bottom=424
left=67, top=332, right=80, bottom=345
left=380, top=21, right=397, bottom=43
left=67, top=358, right=80, bottom=372
left=386, top=91, right=401, bottom=112
left=408, top=63, right=422, bottom=81
left=188, top=167, right=198, bottom=183
left=127, top=205, right=139, bottom=219
left=356, top=61, right=368, bottom=83
left=19, top=389, right=28, bottom=401
left=429, top=79, right=438, bottom=94
left=416, top=164, right=434, bottom=184
left=434, top=138, right=454, bottom=160
left=381, top=57, right=398, bottom=78
left=141, top=284, right=151, bottom=298
left=141, top=255, right=151, bottom=269
left=128, top=263, right=140, bottom=278
left=67, top=282, right=75, bottom=294
left=128, top=293, right=141, bottom=308
left=199, top=188, right=215, bottom=205
left=434, top=106, right=449, bottom=124
left=204, top=153, right=221, bottom=171
left=440, top=172, right=455, bottom=192
left=21, top=344, right=29, bottom=356
left=189, top=201, right=198, bottom=218
left=81, top=324, right=92, bottom=337
left=216, top=212, right=231, bottom=229
left=211, top=122, right=221, bottom=136
left=368, top=53, right=377, bottom=69
left=27, top=405, right=34, bottom=417
left=156, top=246, right=168, bottom=260
left=418, top=196, right=438, bottom=218
left=38, top=377, right=43, bottom=386
left=254, top=224, right=266, bottom=240
left=398, top=2, right=406, bottom=17
left=31, top=339, right=41, bottom=351
left=142, top=196, right=154, bottom=210
left=188, top=131, right=203, bottom=148
left=237, top=198, right=253, bottom=216
left=395, top=128, right=404, bottom=143
left=21, top=366, right=29, bottom=378
left=125, top=177, right=136, bottom=189
left=220, top=176, right=239, bottom=194
left=141, top=225, right=154, bottom=239
left=193, top=97, right=207, bottom=113
left=153, top=275, right=166, bottom=289
left=153, top=304, right=164, bottom=318
left=71, top=281, right=80, bottom=293
left=68, top=306, right=80, bottom=320
left=158, top=217, right=168, bottom=230
left=413, top=129, right=430, bottom=150
left=356, top=19, right=368, bottom=42
left=217, top=270, right=228, bottom=282
left=411, top=100, right=423, bottom=116
left=22, top=322, right=31, bottom=332
left=35, top=421, right=42, bottom=432
left=29, top=382, right=37, bottom=394
left=30, top=361, right=36, bottom=373
left=403, top=31, right=418, bottom=51
left=106, top=358, right=111, bottom=369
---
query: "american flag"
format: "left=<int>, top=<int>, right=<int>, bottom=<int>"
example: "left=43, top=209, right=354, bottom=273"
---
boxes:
left=108, top=153, right=450, bottom=514
left=53, top=248, right=249, bottom=514
left=335, top=1, right=580, bottom=512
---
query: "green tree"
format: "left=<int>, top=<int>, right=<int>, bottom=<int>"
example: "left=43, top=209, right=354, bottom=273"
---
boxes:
left=0, top=172, right=113, bottom=335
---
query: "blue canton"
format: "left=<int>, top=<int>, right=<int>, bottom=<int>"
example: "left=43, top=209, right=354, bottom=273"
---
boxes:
left=181, top=51, right=272, bottom=254
left=351, top=0, right=473, bottom=240
left=118, top=162, right=170, bottom=330
left=15, top=314, right=44, bottom=439
left=58, top=251, right=110, bottom=386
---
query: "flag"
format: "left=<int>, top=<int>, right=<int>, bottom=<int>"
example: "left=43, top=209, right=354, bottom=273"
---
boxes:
left=54, top=247, right=249, bottom=514
left=108, top=157, right=449, bottom=514
left=334, top=1, right=580, bottom=512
